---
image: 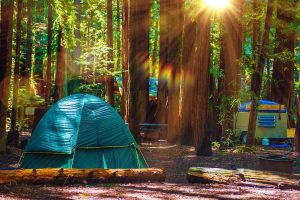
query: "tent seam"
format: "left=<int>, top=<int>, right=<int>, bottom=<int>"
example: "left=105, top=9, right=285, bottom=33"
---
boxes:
left=71, top=94, right=88, bottom=167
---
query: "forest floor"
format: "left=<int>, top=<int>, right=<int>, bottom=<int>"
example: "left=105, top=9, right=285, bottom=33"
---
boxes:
left=1, top=140, right=300, bottom=199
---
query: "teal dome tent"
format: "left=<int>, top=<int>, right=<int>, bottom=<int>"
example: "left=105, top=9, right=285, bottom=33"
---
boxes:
left=21, top=94, right=147, bottom=169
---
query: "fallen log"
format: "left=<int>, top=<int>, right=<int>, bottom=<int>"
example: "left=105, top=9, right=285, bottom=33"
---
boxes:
left=187, top=167, right=300, bottom=190
left=187, top=168, right=243, bottom=184
left=0, top=168, right=165, bottom=185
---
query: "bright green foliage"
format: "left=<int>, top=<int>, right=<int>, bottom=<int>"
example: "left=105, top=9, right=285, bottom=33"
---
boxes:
left=149, top=0, right=160, bottom=76
left=53, top=0, right=77, bottom=49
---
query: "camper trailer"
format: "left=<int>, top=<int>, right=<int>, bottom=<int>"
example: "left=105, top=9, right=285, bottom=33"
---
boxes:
left=235, top=100, right=291, bottom=140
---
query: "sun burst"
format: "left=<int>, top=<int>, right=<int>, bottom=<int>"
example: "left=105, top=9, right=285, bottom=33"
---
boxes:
left=204, top=0, right=230, bottom=10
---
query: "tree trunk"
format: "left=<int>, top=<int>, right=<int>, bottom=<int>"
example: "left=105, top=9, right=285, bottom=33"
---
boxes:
left=216, top=39, right=225, bottom=141
left=157, top=0, right=169, bottom=125
left=209, top=74, right=219, bottom=142
left=53, top=27, right=66, bottom=102
left=248, top=0, right=262, bottom=144
left=116, top=0, right=121, bottom=70
left=0, top=168, right=165, bottom=185
left=220, top=0, right=245, bottom=135
left=74, top=0, right=81, bottom=76
left=178, top=3, right=197, bottom=145
left=45, top=1, right=53, bottom=104
left=121, top=0, right=129, bottom=120
left=32, top=1, right=47, bottom=97
left=33, top=3, right=45, bottom=97
left=166, top=0, right=184, bottom=143
left=248, top=0, right=274, bottom=144
left=271, top=0, right=296, bottom=128
left=11, top=0, right=23, bottom=132
left=192, top=2, right=212, bottom=156
left=20, top=0, right=33, bottom=88
left=106, top=0, right=115, bottom=107
left=0, top=0, right=14, bottom=152
left=128, top=0, right=151, bottom=141
left=187, top=167, right=300, bottom=190
left=294, top=71, right=300, bottom=152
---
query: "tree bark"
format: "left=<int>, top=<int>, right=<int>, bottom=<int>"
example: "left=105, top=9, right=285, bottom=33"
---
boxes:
left=53, top=27, right=66, bottom=102
left=293, top=77, right=300, bottom=153
left=106, top=0, right=115, bottom=107
left=192, top=2, right=212, bottom=156
left=157, top=0, right=169, bottom=125
left=178, top=3, right=197, bottom=145
left=121, top=0, right=129, bottom=120
left=45, top=1, right=53, bottom=104
left=0, top=0, right=14, bottom=152
left=248, top=0, right=274, bottom=144
left=209, top=75, right=219, bottom=142
left=0, top=168, right=165, bottom=185
left=166, top=0, right=184, bottom=143
left=294, top=72, right=300, bottom=152
left=116, top=0, right=121, bottom=70
left=220, top=0, right=245, bottom=135
left=74, top=0, right=81, bottom=76
left=216, top=39, right=225, bottom=141
left=247, top=0, right=262, bottom=144
left=11, top=0, right=23, bottom=132
left=128, top=0, right=151, bottom=141
left=33, top=2, right=45, bottom=97
left=271, top=0, right=297, bottom=128
left=187, top=167, right=300, bottom=190
left=20, top=0, right=33, bottom=88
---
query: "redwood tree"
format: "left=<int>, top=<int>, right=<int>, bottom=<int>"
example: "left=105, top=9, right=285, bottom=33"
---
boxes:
left=0, top=0, right=14, bottom=151
left=248, top=0, right=274, bottom=144
left=294, top=75, right=300, bottom=152
left=53, top=27, right=66, bottom=102
left=11, top=0, right=23, bottom=132
left=271, top=0, right=297, bottom=128
left=127, top=0, right=151, bottom=141
left=45, top=0, right=53, bottom=104
left=74, top=0, right=81, bottom=76
left=121, top=0, right=129, bottom=120
left=247, top=0, right=262, bottom=144
left=220, top=0, right=245, bottom=136
left=179, top=1, right=197, bottom=145
left=106, top=0, right=115, bottom=107
left=191, top=1, right=212, bottom=155
left=33, top=1, right=45, bottom=96
left=166, top=0, right=184, bottom=143
left=116, top=0, right=121, bottom=69
left=157, top=0, right=169, bottom=125
left=20, top=0, right=33, bottom=87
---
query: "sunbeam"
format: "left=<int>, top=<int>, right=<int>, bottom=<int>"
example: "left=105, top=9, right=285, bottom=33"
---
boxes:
left=204, top=0, right=230, bottom=9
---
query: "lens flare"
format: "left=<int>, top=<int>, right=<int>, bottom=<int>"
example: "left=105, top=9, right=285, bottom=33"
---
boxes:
left=204, top=0, right=230, bottom=9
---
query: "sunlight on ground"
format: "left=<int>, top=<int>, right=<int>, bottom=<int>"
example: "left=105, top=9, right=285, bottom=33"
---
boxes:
left=142, top=144, right=178, bottom=149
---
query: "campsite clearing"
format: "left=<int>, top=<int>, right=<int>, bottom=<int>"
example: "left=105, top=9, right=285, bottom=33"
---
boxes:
left=1, top=141, right=300, bottom=199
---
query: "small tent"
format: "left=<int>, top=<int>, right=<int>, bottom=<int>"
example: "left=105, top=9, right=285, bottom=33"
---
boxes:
left=21, top=94, right=147, bottom=169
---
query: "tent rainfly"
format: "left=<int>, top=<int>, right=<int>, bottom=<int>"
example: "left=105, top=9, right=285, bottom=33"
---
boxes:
left=21, top=94, right=147, bottom=169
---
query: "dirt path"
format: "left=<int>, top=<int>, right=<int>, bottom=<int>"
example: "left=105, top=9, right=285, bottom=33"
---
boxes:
left=141, top=141, right=262, bottom=183
left=1, top=141, right=300, bottom=199
left=2, top=182, right=300, bottom=200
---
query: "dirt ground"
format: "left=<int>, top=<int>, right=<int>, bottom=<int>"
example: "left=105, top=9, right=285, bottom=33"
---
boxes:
left=1, top=140, right=300, bottom=199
